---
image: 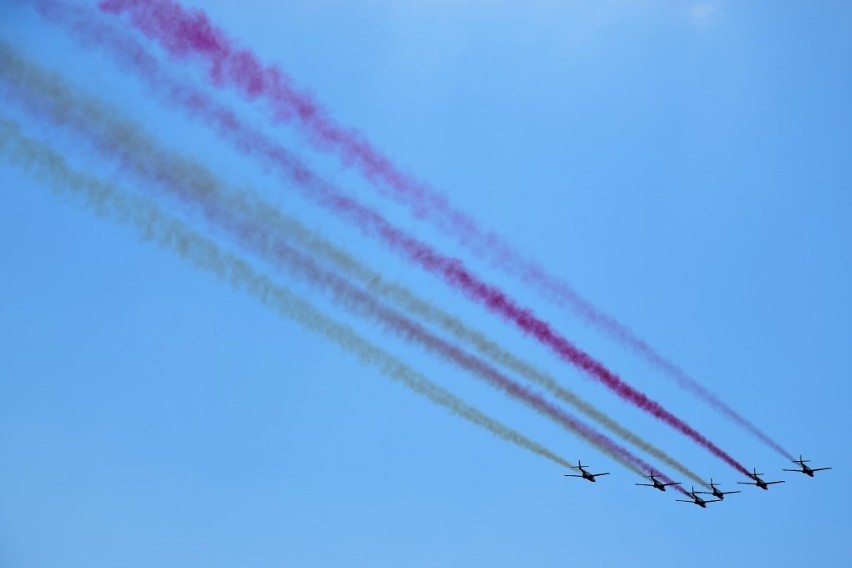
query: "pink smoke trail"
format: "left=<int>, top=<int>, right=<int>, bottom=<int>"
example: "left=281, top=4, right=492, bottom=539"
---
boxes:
left=0, top=42, right=709, bottom=487
left=0, top=119, right=581, bottom=472
left=222, top=201, right=688, bottom=487
left=0, top=93, right=684, bottom=489
left=94, top=0, right=793, bottom=460
left=31, top=0, right=749, bottom=476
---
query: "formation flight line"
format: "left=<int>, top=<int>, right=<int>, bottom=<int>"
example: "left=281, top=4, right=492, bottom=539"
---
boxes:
left=564, top=455, right=831, bottom=508
left=0, top=0, right=831, bottom=510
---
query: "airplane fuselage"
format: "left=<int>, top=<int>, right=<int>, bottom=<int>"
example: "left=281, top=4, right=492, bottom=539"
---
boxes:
left=566, top=463, right=609, bottom=483
left=691, top=495, right=708, bottom=507
left=646, top=475, right=672, bottom=491
left=565, top=465, right=608, bottom=482
left=748, top=474, right=769, bottom=489
left=677, top=489, right=718, bottom=508
left=785, top=460, right=830, bottom=476
left=740, top=471, right=783, bottom=490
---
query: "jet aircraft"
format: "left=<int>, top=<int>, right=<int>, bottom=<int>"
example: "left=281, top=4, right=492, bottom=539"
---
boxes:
left=635, top=473, right=681, bottom=492
left=695, top=478, right=740, bottom=500
left=783, top=455, right=832, bottom=477
left=564, top=461, right=610, bottom=483
left=737, top=468, right=785, bottom=490
left=676, top=487, right=721, bottom=508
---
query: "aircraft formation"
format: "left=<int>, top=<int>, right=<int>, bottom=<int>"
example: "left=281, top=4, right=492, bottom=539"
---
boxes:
left=0, top=1, right=835, bottom=521
left=565, top=455, right=831, bottom=508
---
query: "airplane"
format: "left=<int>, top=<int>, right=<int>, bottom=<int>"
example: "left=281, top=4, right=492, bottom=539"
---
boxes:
left=635, top=473, right=681, bottom=492
left=676, top=487, right=721, bottom=508
left=783, top=455, right=832, bottom=477
left=564, top=461, right=610, bottom=483
left=737, top=468, right=785, bottom=490
left=695, top=478, right=741, bottom=500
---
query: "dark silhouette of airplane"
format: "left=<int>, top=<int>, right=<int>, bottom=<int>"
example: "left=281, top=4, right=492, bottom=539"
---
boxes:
left=695, top=478, right=740, bottom=500
left=564, top=461, right=610, bottom=482
left=635, top=473, right=681, bottom=492
left=737, top=468, right=785, bottom=490
left=676, top=487, right=721, bottom=508
left=783, top=455, right=832, bottom=477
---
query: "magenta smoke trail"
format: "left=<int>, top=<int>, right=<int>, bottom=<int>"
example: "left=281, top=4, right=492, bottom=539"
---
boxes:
left=0, top=119, right=579, bottom=471
left=33, top=0, right=749, bottom=476
left=0, top=71, right=682, bottom=488
left=183, top=184, right=695, bottom=490
left=95, top=0, right=792, bottom=460
left=99, top=0, right=793, bottom=459
left=205, top=196, right=686, bottom=488
left=0, top=42, right=708, bottom=488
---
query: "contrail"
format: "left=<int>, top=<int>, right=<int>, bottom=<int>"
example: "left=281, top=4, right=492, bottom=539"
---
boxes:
left=94, top=0, right=793, bottom=461
left=0, top=118, right=576, bottom=473
left=0, top=44, right=707, bottom=487
left=14, top=12, right=752, bottom=476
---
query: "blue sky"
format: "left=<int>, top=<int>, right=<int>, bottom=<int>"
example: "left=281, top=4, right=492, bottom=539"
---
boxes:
left=1, top=1, right=851, bottom=566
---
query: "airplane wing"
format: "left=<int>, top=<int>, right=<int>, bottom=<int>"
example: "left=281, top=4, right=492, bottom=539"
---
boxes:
left=663, top=482, right=681, bottom=486
left=722, top=490, right=742, bottom=495
left=705, top=499, right=722, bottom=504
left=812, top=467, right=832, bottom=472
left=736, top=481, right=758, bottom=485
left=675, top=499, right=693, bottom=503
left=564, top=474, right=584, bottom=478
left=635, top=483, right=654, bottom=487
left=593, top=472, right=611, bottom=477
left=782, top=468, right=803, bottom=472
left=766, top=481, right=785, bottom=485
left=694, top=491, right=712, bottom=495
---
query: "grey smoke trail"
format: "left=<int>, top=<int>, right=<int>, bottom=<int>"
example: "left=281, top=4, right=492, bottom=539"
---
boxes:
left=0, top=117, right=575, bottom=470
left=0, top=45, right=706, bottom=486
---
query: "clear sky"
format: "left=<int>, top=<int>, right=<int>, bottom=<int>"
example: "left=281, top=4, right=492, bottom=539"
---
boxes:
left=1, top=1, right=851, bottom=566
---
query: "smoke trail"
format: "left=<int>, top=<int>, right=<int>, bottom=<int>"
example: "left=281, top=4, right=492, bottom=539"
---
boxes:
left=14, top=13, right=751, bottom=476
left=278, top=219, right=707, bottom=487
left=0, top=95, right=669, bottom=490
left=0, top=44, right=706, bottom=487
left=94, top=0, right=793, bottom=460
left=0, top=43, right=706, bottom=487
left=0, top=118, right=577, bottom=472
left=279, top=231, right=707, bottom=486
